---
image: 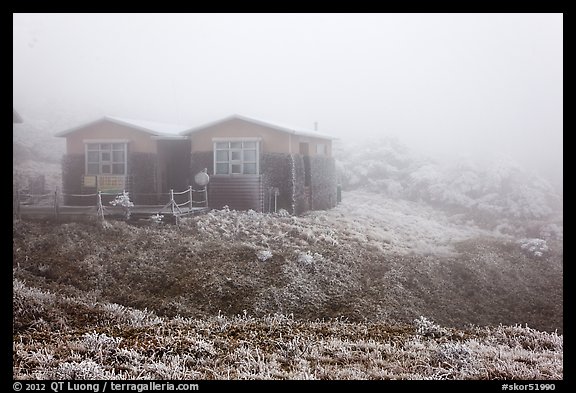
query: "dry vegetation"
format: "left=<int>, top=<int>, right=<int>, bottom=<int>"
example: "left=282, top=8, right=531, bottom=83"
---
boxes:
left=12, top=191, right=563, bottom=379
left=13, top=278, right=562, bottom=380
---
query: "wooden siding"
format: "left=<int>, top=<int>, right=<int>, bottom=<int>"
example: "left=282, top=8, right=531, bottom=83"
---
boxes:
left=208, top=176, right=263, bottom=212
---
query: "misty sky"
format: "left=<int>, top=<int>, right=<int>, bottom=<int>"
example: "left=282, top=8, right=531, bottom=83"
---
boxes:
left=13, top=13, right=563, bottom=187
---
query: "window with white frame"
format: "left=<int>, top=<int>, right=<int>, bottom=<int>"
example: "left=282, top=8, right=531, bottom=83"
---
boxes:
left=86, top=142, right=127, bottom=175
left=316, top=143, right=326, bottom=155
left=214, top=140, right=259, bottom=175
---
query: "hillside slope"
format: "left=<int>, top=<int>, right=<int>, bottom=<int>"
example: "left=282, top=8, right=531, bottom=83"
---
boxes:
left=13, top=120, right=64, bottom=192
left=12, top=191, right=563, bottom=333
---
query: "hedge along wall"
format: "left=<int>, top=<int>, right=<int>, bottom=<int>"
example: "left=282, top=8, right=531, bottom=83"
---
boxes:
left=261, top=153, right=308, bottom=215
left=261, top=153, right=292, bottom=213
left=308, top=155, right=337, bottom=210
left=292, top=154, right=308, bottom=215
left=62, top=154, right=87, bottom=205
left=128, top=153, right=159, bottom=205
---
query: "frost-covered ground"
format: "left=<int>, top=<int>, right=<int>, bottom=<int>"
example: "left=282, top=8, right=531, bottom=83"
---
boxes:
left=13, top=278, right=563, bottom=380
left=310, top=190, right=497, bottom=256
left=13, top=188, right=562, bottom=379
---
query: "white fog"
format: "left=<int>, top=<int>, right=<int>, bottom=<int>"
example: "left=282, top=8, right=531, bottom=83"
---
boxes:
left=13, top=13, right=562, bottom=188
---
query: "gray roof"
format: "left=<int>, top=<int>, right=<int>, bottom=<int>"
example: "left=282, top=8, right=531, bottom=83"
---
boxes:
left=55, top=114, right=336, bottom=141
left=182, top=114, right=336, bottom=140
left=55, top=116, right=189, bottom=139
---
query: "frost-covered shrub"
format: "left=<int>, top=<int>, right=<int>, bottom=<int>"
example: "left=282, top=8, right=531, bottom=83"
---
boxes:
left=298, top=251, right=314, bottom=265
left=277, top=209, right=290, bottom=217
left=296, top=251, right=324, bottom=266
left=494, top=324, right=563, bottom=352
left=335, top=137, right=561, bottom=227
left=13, top=278, right=53, bottom=324
left=414, top=316, right=448, bottom=338
left=109, top=191, right=134, bottom=208
left=82, top=331, right=122, bottom=355
left=256, top=249, right=273, bottom=262
left=539, top=223, right=563, bottom=241
left=110, top=191, right=134, bottom=220
left=54, top=359, right=115, bottom=379
left=519, top=238, right=549, bottom=258
left=150, top=214, right=164, bottom=225
left=101, top=303, right=162, bottom=327
left=432, top=342, right=471, bottom=369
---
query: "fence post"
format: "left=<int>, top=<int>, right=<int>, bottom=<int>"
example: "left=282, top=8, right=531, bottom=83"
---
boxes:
left=204, top=186, right=209, bottom=208
left=97, top=191, right=104, bottom=220
left=54, top=189, right=60, bottom=222
left=189, top=185, right=193, bottom=211
left=170, top=189, right=175, bottom=215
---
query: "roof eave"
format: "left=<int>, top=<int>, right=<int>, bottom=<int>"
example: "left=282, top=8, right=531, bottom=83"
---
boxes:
left=55, top=116, right=187, bottom=138
left=103, top=116, right=176, bottom=137
left=233, top=114, right=336, bottom=140
left=150, top=135, right=189, bottom=140
left=54, top=118, right=105, bottom=137
left=290, top=130, right=338, bottom=140
left=181, top=115, right=238, bottom=135
left=182, top=114, right=336, bottom=141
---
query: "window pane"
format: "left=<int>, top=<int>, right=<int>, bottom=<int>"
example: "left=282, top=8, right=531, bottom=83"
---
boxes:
left=216, top=163, right=229, bottom=174
left=112, top=143, right=124, bottom=150
left=113, top=151, right=125, bottom=162
left=112, top=164, right=125, bottom=174
left=243, top=150, right=256, bottom=162
left=215, top=142, right=228, bottom=149
left=316, top=143, right=326, bottom=155
left=231, top=151, right=242, bottom=161
left=244, top=163, right=257, bottom=174
left=231, top=164, right=242, bottom=174
left=101, top=164, right=111, bottom=174
left=87, top=151, right=99, bottom=163
left=87, top=143, right=99, bottom=150
left=87, top=163, right=99, bottom=174
left=216, top=150, right=229, bottom=161
left=100, top=144, right=111, bottom=150
left=243, top=141, right=256, bottom=149
left=230, top=142, right=242, bottom=149
left=101, top=152, right=111, bottom=161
